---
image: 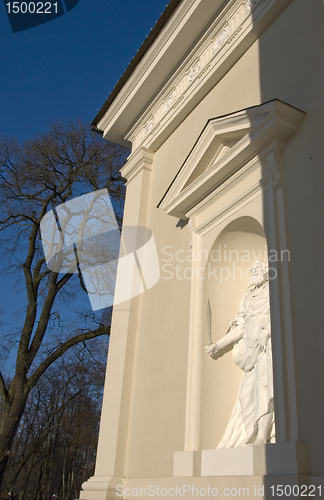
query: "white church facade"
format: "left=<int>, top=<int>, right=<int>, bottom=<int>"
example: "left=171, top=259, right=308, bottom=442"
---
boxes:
left=81, top=0, right=324, bottom=498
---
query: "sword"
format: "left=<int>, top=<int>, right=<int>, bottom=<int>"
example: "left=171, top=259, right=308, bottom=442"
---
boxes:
left=207, top=299, right=212, bottom=346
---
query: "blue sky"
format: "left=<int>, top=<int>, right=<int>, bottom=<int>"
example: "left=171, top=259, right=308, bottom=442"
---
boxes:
left=0, top=0, right=169, bottom=141
left=0, top=0, right=170, bottom=369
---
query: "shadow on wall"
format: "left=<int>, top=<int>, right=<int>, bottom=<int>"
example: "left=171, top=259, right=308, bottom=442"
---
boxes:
left=257, top=0, right=324, bottom=477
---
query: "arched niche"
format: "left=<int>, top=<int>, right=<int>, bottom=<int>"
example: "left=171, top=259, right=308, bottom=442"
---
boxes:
left=200, top=216, right=268, bottom=449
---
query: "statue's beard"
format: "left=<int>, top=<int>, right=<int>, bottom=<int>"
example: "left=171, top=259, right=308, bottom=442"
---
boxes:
left=248, top=274, right=266, bottom=290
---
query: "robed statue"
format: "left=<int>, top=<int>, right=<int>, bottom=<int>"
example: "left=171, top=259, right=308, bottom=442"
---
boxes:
left=205, top=261, right=275, bottom=447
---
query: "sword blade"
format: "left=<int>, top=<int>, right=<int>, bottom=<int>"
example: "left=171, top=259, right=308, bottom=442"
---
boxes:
left=207, top=300, right=212, bottom=345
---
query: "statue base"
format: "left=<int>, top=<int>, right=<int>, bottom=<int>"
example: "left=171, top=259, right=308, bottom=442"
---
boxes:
left=174, top=442, right=308, bottom=477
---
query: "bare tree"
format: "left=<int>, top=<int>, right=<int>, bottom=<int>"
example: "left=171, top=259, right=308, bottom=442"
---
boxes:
left=0, top=120, right=128, bottom=493
left=3, top=340, right=107, bottom=500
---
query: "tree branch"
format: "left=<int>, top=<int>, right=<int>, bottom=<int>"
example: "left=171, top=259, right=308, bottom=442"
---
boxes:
left=26, top=274, right=61, bottom=368
left=26, top=325, right=110, bottom=391
left=0, top=369, right=8, bottom=402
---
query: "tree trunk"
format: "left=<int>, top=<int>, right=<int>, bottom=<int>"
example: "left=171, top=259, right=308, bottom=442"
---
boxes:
left=0, top=391, right=29, bottom=495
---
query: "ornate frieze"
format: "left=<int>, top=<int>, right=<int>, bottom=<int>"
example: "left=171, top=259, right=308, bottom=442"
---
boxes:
left=186, top=59, right=201, bottom=85
left=163, top=89, right=177, bottom=115
left=129, top=0, right=273, bottom=151
left=245, top=0, right=260, bottom=13
left=144, top=117, right=154, bottom=137
left=131, top=0, right=266, bottom=151
left=212, top=25, right=230, bottom=54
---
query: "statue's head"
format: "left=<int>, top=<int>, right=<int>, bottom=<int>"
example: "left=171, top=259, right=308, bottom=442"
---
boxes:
left=248, top=260, right=268, bottom=289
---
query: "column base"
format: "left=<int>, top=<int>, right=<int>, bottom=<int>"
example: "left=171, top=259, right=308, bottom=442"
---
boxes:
left=80, top=476, right=124, bottom=500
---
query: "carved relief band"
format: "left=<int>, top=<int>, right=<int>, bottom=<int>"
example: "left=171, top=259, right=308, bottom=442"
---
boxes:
left=127, top=0, right=287, bottom=153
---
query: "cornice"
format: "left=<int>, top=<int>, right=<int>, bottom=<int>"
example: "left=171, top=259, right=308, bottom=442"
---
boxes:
left=125, top=0, right=293, bottom=153
left=91, top=0, right=184, bottom=129
left=98, top=0, right=196, bottom=131
left=97, top=0, right=225, bottom=146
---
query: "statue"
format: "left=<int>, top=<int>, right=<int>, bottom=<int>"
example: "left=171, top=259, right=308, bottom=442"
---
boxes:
left=205, top=261, right=274, bottom=448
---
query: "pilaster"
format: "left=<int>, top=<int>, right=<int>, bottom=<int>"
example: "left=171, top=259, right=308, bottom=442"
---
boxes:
left=80, top=147, right=154, bottom=500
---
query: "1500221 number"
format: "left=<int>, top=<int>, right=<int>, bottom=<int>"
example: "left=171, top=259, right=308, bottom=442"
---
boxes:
left=6, top=2, right=58, bottom=13
left=270, top=485, right=322, bottom=497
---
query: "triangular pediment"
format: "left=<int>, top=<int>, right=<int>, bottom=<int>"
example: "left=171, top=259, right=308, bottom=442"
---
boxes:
left=158, top=100, right=304, bottom=219
left=182, top=134, right=247, bottom=189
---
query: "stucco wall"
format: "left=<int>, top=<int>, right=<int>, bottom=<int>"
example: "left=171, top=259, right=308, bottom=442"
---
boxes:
left=121, top=0, right=324, bottom=479
left=123, top=39, right=262, bottom=478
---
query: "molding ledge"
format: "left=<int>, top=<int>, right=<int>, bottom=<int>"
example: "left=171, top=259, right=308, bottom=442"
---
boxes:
left=158, top=100, right=304, bottom=220
left=120, top=147, right=154, bottom=183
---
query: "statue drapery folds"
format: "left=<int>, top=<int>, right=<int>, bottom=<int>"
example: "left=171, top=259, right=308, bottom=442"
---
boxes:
left=205, top=261, right=275, bottom=448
